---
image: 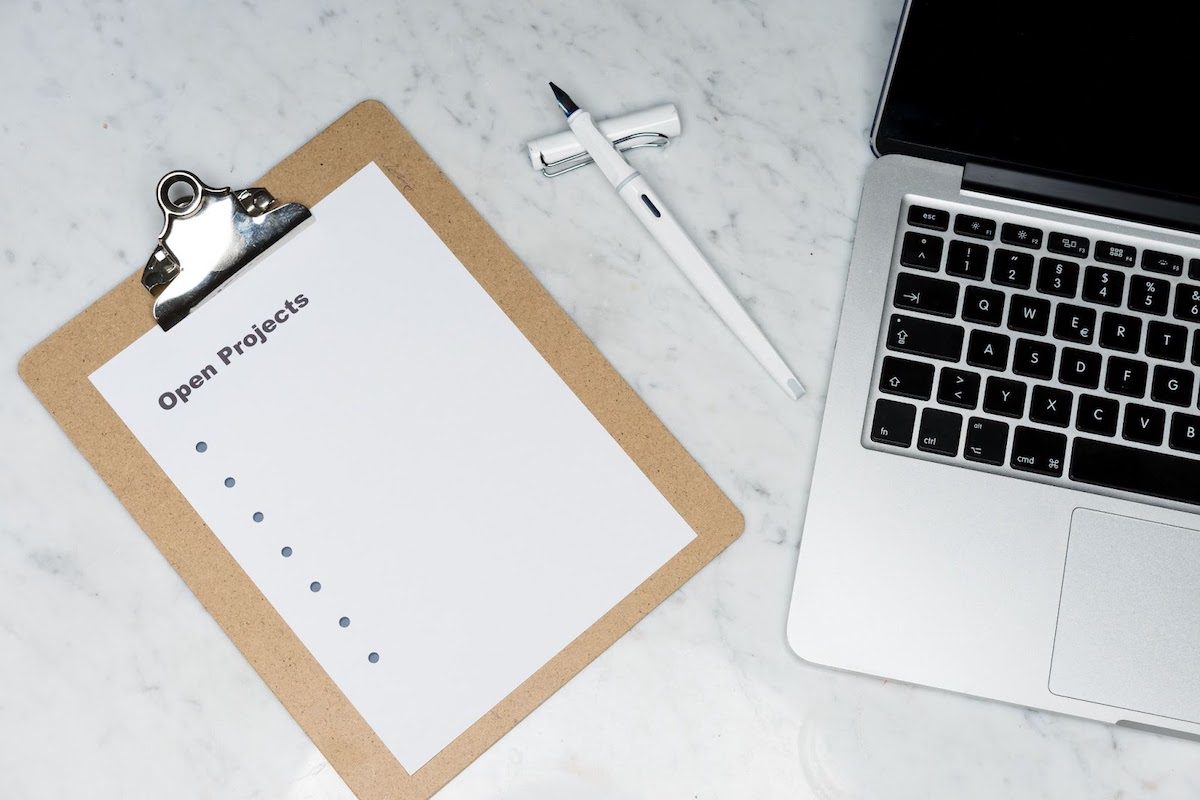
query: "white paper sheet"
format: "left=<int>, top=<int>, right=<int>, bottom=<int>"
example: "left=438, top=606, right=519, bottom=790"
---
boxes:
left=91, top=163, right=696, bottom=771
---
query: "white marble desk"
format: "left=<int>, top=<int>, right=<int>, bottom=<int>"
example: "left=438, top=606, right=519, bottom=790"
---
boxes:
left=2, top=1, right=1198, bottom=797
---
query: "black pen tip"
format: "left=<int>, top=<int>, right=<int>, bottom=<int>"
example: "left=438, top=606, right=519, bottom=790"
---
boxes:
left=548, top=82, right=579, bottom=117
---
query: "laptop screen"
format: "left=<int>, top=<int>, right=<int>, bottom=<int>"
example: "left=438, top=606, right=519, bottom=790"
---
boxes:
left=874, top=1, right=1200, bottom=204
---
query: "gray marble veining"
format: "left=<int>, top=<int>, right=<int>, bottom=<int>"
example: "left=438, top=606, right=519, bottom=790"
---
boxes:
left=2, top=1, right=1199, bottom=798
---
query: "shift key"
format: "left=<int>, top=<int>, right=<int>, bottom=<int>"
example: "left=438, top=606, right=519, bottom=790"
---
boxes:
left=886, top=314, right=965, bottom=361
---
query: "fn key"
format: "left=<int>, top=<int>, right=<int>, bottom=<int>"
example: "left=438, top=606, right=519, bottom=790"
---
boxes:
left=870, top=399, right=916, bottom=447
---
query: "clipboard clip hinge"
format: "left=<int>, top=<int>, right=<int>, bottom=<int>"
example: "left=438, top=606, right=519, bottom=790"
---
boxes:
left=141, top=171, right=312, bottom=331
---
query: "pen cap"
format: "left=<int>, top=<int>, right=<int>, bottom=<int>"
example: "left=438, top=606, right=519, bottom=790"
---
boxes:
left=527, top=103, right=680, bottom=174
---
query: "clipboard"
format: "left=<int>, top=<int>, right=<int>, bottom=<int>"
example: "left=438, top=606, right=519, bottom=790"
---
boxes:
left=19, top=100, right=743, bottom=800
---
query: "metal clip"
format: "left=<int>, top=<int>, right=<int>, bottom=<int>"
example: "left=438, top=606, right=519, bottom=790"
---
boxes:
left=539, top=131, right=671, bottom=178
left=141, top=171, right=311, bottom=331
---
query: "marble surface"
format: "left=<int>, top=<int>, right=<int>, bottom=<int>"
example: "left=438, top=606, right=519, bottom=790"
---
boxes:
left=2, top=1, right=1198, bottom=798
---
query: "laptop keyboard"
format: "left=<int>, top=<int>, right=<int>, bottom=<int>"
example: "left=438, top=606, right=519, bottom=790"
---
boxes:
left=866, top=198, right=1200, bottom=508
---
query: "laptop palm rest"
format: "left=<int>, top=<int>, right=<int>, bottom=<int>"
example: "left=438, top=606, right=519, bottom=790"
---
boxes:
left=1050, top=508, right=1200, bottom=725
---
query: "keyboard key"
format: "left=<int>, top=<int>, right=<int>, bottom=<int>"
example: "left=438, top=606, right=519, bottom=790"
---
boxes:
left=983, top=376, right=1027, bottom=417
left=1052, top=304, right=1095, bottom=344
left=1145, top=320, right=1187, bottom=362
left=1013, top=338, right=1055, bottom=379
left=1105, top=356, right=1148, bottom=397
left=870, top=399, right=916, bottom=447
left=917, top=408, right=963, bottom=456
left=1169, top=412, right=1200, bottom=454
left=1123, top=403, right=1165, bottom=445
left=1036, top=258, right=1079, bottom=298
left=1191, top=259, right=1200, bottom=282
left=1029, top=385, right=1073, bottom=427
left=955, top=213, right=996, bottom=240
left=1007, top=294, right=1051, bottom=335
left=1059, top=347, right=1101, bottom=388
left=886, top=315, right=964, bottom=361
left=1077, top=394, right=1119, bottom=436
left=1194, top=330, right=1200, bottom=367
left=900, top=231, right=944, bottom=271
left=992, top=249, right=1034, bottom=289
left=1011, top=426, right=1067, bottom=476
left=1081, top=266, right=1124, bottom=306
left=1001, top=223, right=1044, bottom=249
left=946, top=240, right=990, bottom=280
left=1048, top=232, right=1089, bottom=258
left=1098, top=311, right=1141, bottom=352
left=962, top=286, right=1005, bottom=326
left=937, top=368, right=981, bottom=409
left=1173, top=283, right=1200, bottom=322
left=1151, top=365, right=1194, bottom=406
left=964, top=416, right=1009, bottom=465
left=894, top=272, right=959, bottom=317
left=1142, top=249, right=1183, bottom=276
left=1128, top=276, right=1170, bottom=315
left=1070, top=438, right=1200, bottom=504
left=908, top=205, right=949, bottom=231
left=879, top=356, right=935, bottom=400
left=966, top=330, right=1010, bottom=370
left=1096, top=241, right=1136, bottom=267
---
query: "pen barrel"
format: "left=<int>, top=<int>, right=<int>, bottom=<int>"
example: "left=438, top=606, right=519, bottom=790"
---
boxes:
left=618, top=176, right=802, bottom=397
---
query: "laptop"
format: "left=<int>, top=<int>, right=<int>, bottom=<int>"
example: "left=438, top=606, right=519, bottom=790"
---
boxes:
left=788, top=1, right=1200, bottom=738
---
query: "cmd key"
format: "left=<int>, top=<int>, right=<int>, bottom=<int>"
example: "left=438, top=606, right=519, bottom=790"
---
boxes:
left=1010, top=425, right=1067, bottom=477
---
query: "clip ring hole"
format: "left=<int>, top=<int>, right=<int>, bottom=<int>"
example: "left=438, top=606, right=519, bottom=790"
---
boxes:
left=159, top=173, right=203, bottom=216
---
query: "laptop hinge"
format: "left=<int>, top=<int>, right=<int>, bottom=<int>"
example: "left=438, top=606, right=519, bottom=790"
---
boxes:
left=962, top=163, right=1200, bottom=236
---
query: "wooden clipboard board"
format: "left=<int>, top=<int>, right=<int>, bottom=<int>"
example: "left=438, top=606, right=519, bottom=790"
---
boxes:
left=19, top=100, right=743, bottom=800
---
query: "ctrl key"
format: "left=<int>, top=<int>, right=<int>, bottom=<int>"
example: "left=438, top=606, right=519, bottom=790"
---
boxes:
left=870, top=399, right=917, bottom=447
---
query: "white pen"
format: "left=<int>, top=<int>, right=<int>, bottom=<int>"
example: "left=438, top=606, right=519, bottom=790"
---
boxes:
left=549, top=82, right=804, bottom=400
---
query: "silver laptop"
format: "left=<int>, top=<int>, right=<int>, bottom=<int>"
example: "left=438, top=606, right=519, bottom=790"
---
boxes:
left=788, top=1, right=1200, bottom=739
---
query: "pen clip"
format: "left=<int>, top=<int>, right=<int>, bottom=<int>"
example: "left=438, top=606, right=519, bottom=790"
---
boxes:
left=539, top=131, right=670, bottom=178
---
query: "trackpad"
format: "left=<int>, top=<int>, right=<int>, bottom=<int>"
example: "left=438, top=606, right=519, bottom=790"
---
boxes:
left=1050, top=508, right=1200, bottom=724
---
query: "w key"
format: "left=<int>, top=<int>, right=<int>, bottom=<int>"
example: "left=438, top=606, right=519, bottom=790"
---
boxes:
left=894, top=272, right=960, bottom=317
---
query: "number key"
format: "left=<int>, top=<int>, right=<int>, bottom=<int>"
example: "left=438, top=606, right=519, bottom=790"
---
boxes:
left=945, top=240, right=990, bottom=280
left=1129, top=276, right=1170, bottom=315
left=1036, top=257, right=1079, bottom=298
left=1081, top=266, right=1124, bottom=306
left=992, top=249, right=1034, bottom=289
left=1173, top=283, right=1200, bottom=322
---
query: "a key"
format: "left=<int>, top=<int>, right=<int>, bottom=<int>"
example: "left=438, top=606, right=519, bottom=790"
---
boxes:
left=945, top=240, right=989, bottom=280
left=1142, top=249, right=1183, bottom=276
left=955, top=213, right=996, bottom=240
left=1123, top=403, right=1166, bottom=445
left=992, top=249, right=1034, bottom=289
left=894, top=272, right=960, bottom=317
left=1151, top=365, right=1194, bottom=406
left=1048, top=232, right=1089, bottom=258
left=917, top=408, right=963, bottom=456
left=900, top=231, right=944, bottom=271
left=1105, top=356, right=1148, bottom=397
left=1007, top=294, right=1050, bottom=335
left=966, top=330, right=1010, bottom=370
left=1029, top=385, right=1073, bottom=428
left=907, top=205, right=949, bottom=231
left=1036, top=258, right=1079, bottom=298
left=1096, top=241, right=1136, bottom=267
left=1071, top=438, right=1200, bottom=504
left=1001, top=223, right=1043, bottom=249
left=1169, top=412, right=1200, bottom=454
left=1011, top=338, right=1055, bottom=380
left=870, top=399, right=916, bottom=447
left=964, top=416, right=1009, bottom=465
left=886, top=315, right=964, bottom=361
left=1058, top=347, right=1101, bottom=388
left=1145, top=320, right=1187, bottom=362
left=1129, top=276, right=1170, bottom=315
left=937, top=367, right=981, bottom=409
left=878, top=356, right=935, bottom=400
left=962, top=286, right=1005, bottom=326
left=983, top=376, right=1027, bottom=418
left=1052, top=304, right=1095, bottom=344
left=1098, top=312, right=1141, bottom=353
left=1010, top=426, right=1067, bottom=477
left=1076, top=394, right=1119, bottom=437
left=1081, top=266, right=1124, bottom=306
left=1173, top=283, right=1200, bottom=322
